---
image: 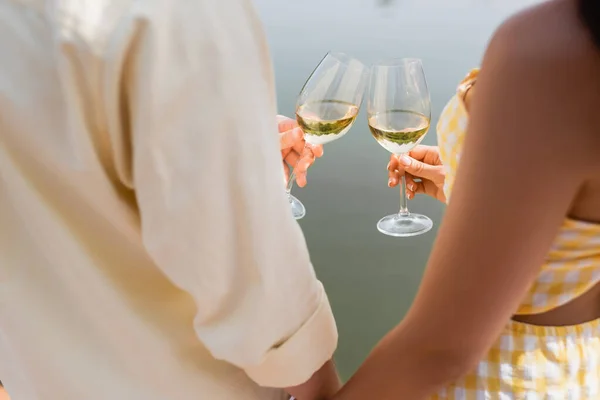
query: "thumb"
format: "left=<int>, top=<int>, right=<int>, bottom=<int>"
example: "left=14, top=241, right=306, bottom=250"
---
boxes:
left=398, top=154, right=442, bottom=181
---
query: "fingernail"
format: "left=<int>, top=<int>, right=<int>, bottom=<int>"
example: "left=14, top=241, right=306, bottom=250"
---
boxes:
left=388, top=179, right=393, bottom=187
left=407, top=192, right=413, bottom=199
left=409, top=184, right=415, bottom=191
left=400, top=156, right=411, bottom=166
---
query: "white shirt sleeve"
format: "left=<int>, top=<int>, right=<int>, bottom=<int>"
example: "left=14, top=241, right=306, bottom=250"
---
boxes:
left=119, top=0, right=337, bottom=388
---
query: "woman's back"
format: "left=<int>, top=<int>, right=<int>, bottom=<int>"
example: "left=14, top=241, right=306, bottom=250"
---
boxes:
left=439, top=0, right=600, bottom=324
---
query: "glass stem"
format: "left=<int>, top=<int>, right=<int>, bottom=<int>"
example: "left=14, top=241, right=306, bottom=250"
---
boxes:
left=399, top=174, right=410, bottom=216
left=286, top=170, right=296, bottom=198
left=285, top=142, right=306, bottom=199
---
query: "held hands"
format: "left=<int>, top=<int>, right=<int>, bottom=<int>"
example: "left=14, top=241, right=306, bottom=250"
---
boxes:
left=277, top=115, right=323, bottom=187
left=387, top=145, right=447, bottom=203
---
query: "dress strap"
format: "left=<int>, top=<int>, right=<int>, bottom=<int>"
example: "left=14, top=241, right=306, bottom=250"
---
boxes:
left=456, top=68, right=480, bottom=109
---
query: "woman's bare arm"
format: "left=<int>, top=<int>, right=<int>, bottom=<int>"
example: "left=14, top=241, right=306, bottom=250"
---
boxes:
left=333, top=7, right=600, bottom=400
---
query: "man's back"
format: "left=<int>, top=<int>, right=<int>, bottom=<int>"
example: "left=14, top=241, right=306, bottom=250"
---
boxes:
left=0, top=1, right=336, bottom=399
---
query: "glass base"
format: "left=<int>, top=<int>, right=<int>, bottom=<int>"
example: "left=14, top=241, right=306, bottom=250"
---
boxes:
left=288, top=194, right=306, bottom=220
left=377, top=212, right=433, bottom=237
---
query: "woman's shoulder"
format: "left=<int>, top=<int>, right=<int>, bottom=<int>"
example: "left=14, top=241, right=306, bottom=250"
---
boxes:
left=489, top=0, right=596, bottom=67
left=477, top=0, right=600, bottom=168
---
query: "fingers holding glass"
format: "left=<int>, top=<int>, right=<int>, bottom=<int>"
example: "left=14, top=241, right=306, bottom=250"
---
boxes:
left=283, top=144, right=321, bottom=187
left=404, top=175, right=423, bottom=199
left=279, top=126, right=304, bottom=150
left=292, top=147, right=316, bottom=188
left=387, top=160, right=420, bottom=199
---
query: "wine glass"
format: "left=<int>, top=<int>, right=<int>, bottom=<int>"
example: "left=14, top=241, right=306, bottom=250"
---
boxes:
left=286, top=52, right=369, bottom=219
left=367, top=58, right=433, bottom=237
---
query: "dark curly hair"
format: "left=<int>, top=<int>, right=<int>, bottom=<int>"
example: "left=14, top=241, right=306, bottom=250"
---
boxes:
left=579, top=0, right=600, bottom=49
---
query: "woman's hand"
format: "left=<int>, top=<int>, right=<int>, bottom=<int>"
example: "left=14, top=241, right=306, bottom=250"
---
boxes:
left=387, top=145, right=446, bottom=203
left=277, top=115, right=323, bottom=187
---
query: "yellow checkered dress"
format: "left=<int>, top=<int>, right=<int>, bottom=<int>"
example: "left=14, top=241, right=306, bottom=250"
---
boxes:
left=432, top=69, right=600, bottom=399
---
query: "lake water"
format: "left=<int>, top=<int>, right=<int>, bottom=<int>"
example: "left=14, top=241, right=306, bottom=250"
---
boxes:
left=254, top=0, right=543, bottom=379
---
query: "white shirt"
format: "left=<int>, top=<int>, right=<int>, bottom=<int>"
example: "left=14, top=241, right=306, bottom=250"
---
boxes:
left=0, top=0, right=337, bottom=398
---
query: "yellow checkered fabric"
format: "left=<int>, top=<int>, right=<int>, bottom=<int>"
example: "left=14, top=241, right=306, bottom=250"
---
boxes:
left=431, top=320, right=600, bottom=399
left=434, top=69, right=600, bottom=398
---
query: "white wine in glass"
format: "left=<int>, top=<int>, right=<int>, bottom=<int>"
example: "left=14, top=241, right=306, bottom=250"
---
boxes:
left=296, top=100, right=359, bottom=145
left=286, top=52, right=368, bottom=220
left=368, top=58, right=433, bottom=237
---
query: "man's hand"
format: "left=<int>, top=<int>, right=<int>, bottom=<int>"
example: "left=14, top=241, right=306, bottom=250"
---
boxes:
left=0, top=386, right=9, bottom=400
left=277, top=115, right=323, bottom=187
left=285, top=359, right=341, bottom=400
left=387, top=145, right=447, bottom=203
